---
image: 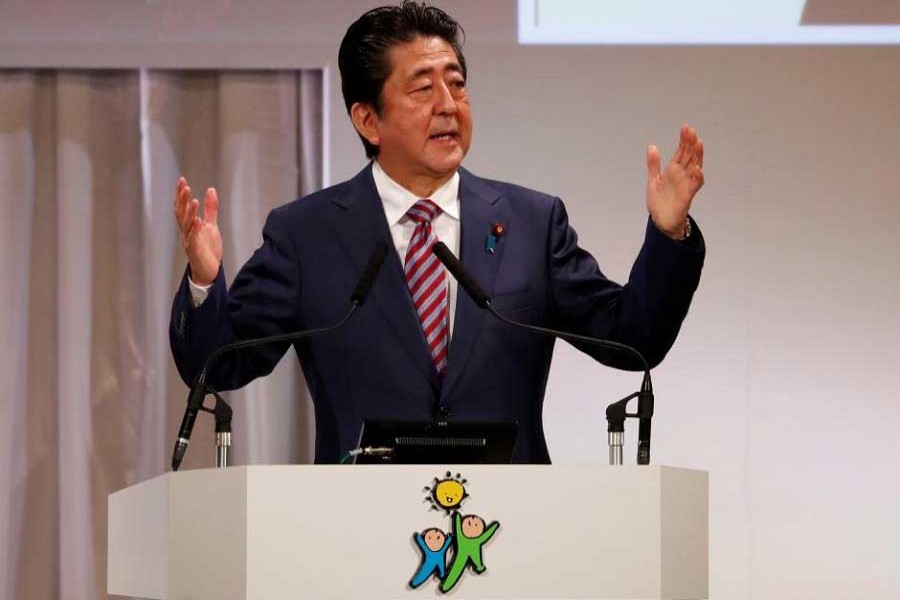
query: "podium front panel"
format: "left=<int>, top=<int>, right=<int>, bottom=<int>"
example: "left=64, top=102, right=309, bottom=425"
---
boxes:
left=109, top=465, right=708, bottom=599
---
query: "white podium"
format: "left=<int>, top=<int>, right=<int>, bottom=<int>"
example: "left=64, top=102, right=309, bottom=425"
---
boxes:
left=108, top=465, right=707, bottom=599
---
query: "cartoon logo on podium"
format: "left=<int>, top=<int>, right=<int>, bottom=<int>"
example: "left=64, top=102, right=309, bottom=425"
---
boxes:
left=408, top=472, right=500, bottom=594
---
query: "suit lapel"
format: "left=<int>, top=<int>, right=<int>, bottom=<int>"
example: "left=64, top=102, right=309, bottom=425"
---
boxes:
left=328, top=164, right=440, bottom=393
left=441, top=168, right=505, bottom=402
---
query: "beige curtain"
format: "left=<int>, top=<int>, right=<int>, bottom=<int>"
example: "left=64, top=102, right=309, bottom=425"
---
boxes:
left=0, top=68, right=323, bottom=600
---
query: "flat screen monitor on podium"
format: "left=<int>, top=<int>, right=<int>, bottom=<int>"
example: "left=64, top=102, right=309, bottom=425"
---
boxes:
left=354, top=420, right=518, bottom=464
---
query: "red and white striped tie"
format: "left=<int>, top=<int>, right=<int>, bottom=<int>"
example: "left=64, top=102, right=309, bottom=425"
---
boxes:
left=404, top=199, right=449, bottom=375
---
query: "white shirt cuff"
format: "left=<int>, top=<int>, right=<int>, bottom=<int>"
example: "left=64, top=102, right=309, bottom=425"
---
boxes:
left=188, top=276, right=213, bottom=308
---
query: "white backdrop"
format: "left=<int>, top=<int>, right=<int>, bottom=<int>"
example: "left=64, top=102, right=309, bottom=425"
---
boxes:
left=2, top=1, right=898, bottom=598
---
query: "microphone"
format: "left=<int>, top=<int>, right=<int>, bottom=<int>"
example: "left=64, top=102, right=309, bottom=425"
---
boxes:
left=431, top=241, right=655, bottom=465
left=431, top=243, right=491, bottom=309
left=637, top=374, right=653, bottom=465
left=172, top=240, right=390, bottom=471
left=351, top=241, right=389, bottom=305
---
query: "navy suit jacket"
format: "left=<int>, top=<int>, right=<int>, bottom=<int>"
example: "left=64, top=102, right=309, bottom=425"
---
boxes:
left=170, top=163, right=705, bottom=463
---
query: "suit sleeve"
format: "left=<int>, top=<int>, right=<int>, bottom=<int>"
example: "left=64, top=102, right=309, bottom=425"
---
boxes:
left=546, top=197, right=705, bottom=369
left=169, top=206, right=302, bottom=389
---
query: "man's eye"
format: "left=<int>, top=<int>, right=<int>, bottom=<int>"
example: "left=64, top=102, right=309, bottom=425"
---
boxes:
left=416, top=85, right=432, bottom=94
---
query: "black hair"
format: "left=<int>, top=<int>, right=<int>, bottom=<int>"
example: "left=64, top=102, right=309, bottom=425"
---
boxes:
left=338, top=1, right=467, bottom=158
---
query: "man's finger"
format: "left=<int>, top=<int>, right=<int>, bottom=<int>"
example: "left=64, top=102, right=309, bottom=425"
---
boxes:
left=684, top=148, right=698, bottom=170
left=683, top=125, right=697, bottom=164
left=182, top=198, right=200, bottom=231
left=684, top=137, right=700, bottom=170
left=175, top=178, right=188, bottom=208
left=672, top=140, right=684, bottom=166
left=674, top=125, right=690, bottom=165
left=185, top=216, right=202, bottom=245
left=686, top=132, right=703, bottom=170
left=182, top=198, right=199, bottom=233
left=176, top=184, right=193, bottom=223
left=174, top=183, right=187, bottom=217
left=646, top=145, right=661, bottom=181
left=204, top=188, right=219, bottom=226
left=181, top=215, right=194, bottom=249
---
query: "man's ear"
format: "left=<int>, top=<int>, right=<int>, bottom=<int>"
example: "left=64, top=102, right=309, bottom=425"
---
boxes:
left=350, top=102, right=380, bottom=148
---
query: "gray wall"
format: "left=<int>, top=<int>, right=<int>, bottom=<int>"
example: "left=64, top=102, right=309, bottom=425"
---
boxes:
left=3, top=1, right=899, bottom=598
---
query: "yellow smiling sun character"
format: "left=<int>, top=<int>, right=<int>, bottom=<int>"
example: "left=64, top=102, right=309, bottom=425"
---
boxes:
left=424, top=472, right=468, bottom=513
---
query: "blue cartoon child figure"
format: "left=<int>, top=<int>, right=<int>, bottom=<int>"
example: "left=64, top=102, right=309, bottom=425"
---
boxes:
left=409, top=527, right=453, bottom=589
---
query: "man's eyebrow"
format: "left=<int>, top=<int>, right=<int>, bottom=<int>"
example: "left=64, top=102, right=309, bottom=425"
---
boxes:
left=407, top=63, right=464, bottom=82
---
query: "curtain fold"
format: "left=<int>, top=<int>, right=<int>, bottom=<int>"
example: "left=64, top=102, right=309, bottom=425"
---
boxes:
left=0, top=67, right=323, bottom=600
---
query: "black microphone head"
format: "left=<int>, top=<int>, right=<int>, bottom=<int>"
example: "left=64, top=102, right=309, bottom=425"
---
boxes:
left=171, top=440, right=188, bottom=471
left=431, top=242, right=491, bottom=309
left=351, top=240, right=390, bottom=305
left=187, top=372, right=208, bottom=410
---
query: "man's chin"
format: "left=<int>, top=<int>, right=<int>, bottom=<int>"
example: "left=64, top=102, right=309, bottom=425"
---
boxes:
left=426, top=149, right=466, bottom=176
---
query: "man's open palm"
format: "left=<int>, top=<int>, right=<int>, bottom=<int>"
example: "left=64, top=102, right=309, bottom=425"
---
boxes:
left=646, top=125, right=705, bottom=239
left=174, top=177, right=222, bottom=286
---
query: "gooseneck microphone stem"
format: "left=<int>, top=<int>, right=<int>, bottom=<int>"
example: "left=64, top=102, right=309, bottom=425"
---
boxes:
left=489, top=303, right=654, bottom=466
left=171, top=304, right=360, bottom=472
left=431, top=241, right=656, bottom=465
left=486, top=304, right=650, bottom=373
left=200, top=304, right=359, bottom=377
left=171, top=241, right=389, bottom=471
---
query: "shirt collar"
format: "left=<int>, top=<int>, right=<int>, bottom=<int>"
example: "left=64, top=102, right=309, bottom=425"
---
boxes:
left=372, top=160, right=460, bottom=226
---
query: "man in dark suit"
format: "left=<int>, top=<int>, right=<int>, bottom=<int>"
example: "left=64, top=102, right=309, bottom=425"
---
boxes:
left=170, top=1, right=706, bottom=464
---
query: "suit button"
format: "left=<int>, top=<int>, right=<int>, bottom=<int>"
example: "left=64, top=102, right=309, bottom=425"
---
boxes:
left=437, top=403, right=451, bottom=420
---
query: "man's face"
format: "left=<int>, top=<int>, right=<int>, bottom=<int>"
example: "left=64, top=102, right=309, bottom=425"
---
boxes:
left=366, top=36, right=472, bottom=187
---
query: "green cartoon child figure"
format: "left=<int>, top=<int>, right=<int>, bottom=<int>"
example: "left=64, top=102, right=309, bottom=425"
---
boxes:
left=440, top=512, right=500, bottom=593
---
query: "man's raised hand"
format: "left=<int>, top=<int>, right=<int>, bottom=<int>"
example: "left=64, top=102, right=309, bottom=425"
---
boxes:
left=174, top=177, right=223, bottom=286
left=645, top=125, right=705, bottom=240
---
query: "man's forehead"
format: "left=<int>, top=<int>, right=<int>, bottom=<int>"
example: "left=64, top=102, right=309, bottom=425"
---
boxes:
left=388, top=36, right=462, bottom=79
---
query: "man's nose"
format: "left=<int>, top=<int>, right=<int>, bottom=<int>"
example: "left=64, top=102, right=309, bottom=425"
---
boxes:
left=433, top=82, right=457, bottom=115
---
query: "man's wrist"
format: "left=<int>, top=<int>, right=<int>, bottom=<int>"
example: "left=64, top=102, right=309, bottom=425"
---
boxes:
left=652, top=215, right=691, bottom=241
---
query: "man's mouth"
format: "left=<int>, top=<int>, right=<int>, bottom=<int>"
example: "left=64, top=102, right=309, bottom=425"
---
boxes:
left=429, top=131, right=458, bottom=142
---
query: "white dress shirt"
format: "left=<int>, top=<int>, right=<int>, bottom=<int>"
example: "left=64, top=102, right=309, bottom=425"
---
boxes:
left=189, top=160, right=461, bottom=336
